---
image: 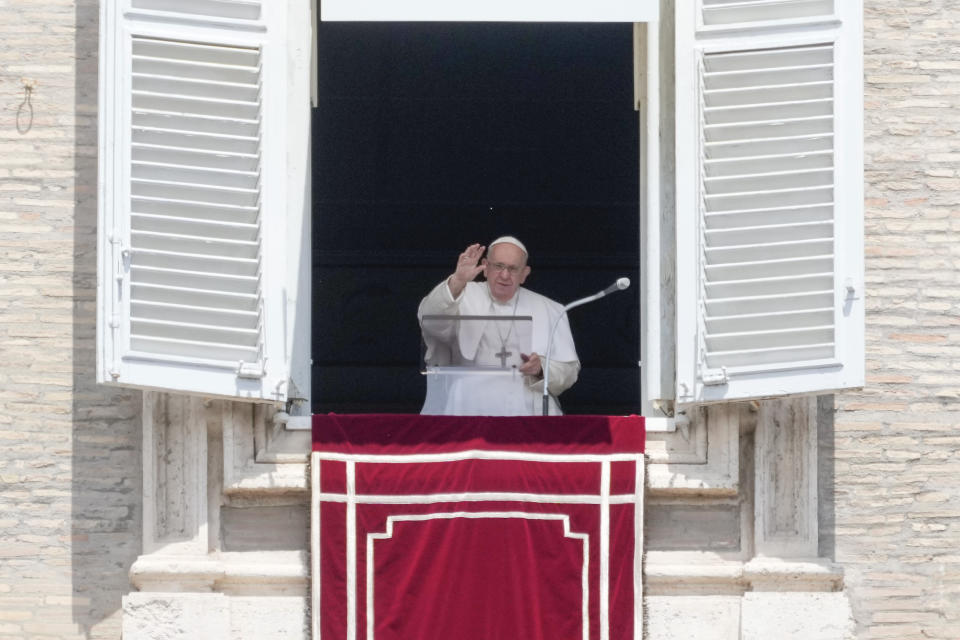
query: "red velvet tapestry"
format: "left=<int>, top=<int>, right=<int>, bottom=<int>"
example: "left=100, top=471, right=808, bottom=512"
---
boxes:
left=311, top=414, right=646, bottom=640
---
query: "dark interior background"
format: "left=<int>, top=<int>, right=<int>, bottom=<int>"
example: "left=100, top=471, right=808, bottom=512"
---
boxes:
left=312, top=22, right=640, bottom=414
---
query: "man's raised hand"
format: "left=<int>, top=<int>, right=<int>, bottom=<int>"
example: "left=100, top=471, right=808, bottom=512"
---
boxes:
left=448, top=243, right=486, bottom=297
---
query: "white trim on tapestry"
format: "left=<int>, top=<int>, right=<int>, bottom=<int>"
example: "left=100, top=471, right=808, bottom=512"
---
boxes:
left=346, top=461, right=357, bottom=640
left=632, top=458, right=644, bottom=640
left=365, top=512, right=590, bottom=640
left=316, top=492, right=641, bottom=505
left=314, top=451, right=645, bottom=640
left=314, top=451, right=644, bottom=464
left=600, top=461, right=611, bottom=640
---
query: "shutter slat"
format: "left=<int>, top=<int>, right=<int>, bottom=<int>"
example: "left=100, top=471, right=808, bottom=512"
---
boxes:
left=132, top=300, right=259, bottom=329
left=706, top=133, right=833, bottom=159
left=131, top=317, right=259, bottom=345
left=704, top=116, right=833, bottom=142
left=131, top=282, right=259, bottom=310
left=706, top=256, right=833, bottom=281
left=706, top=273, right=833, bottom=299
left=706, top=238, right=833, bottom=263
left=133, top=251, right=259, bottom=277
left=703, top=66, right=832, bottom=90
left=130, top=336, right=260, bottom=363
left=132, top=161, right=259, bottom=189
left=705, top=344, right=835, bottom=369
left=132, top=197, right=259, bottom=225
left=133, top=111, right=259, bottom=138
left=706, top=308, right=833, bottom=334
left=704, top=97, right=833, bottom=124
left=701, top=1, right=834, bottom=27
left=132, top=126, right=259, bottom=154
left=705, top=290, right=834, bottom=317
left=707, top=325, right=834, bottom=352
left=131, top=1, right=262, bottom=22
left=132, top=230, right=259, bottom=259
left=132, top=92, right=259, bottom=120
left=704, top=81, right=833, bottom=108
left=131, top=265, right=260, bottom=293
left=705, top=203, right=833, bottom=229
left=706, top=186, right=833, bottom=213
left=705, top=220, right=833, bottom=246
left=132, top=212, right=259, bottom=241
left=132, top=179, right=259, bottom=207
left=132, top=38, right=260, bottom=66
left=704, top=45, right=833, bottom=71
left=705, top=168, right=833, bottom=194
left=133, top=74, right=259, bottom=102
left=705, top=149, right=832, bottom=177
left=132, top=144, right=258, bottom=172
left=132, top=56, right=260, bottom=84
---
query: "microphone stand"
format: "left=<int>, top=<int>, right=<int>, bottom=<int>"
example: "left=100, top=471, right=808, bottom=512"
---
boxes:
left=541, top=278, right=630, bottom=416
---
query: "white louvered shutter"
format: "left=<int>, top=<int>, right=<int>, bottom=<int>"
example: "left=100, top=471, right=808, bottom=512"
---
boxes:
left=675, top=0, right=864, bottom=404
left=98, top=1, right=309, bottom=402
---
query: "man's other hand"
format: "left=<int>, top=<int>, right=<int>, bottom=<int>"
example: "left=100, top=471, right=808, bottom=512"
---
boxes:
left=519, top=352, right=543, bottom=378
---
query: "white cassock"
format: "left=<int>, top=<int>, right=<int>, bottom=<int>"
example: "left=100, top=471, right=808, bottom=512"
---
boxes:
left=418, top=279, right=580, bottom=416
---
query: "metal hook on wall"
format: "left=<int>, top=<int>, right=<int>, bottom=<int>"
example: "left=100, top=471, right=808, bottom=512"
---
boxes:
left=16, top=79, right=34, bottom=134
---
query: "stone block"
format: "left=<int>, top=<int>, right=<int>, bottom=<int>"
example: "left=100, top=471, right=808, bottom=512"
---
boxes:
left=741, top=592, right=854, bottom=640
left=122, top=593, right=229, bottom=640
left=645, top=595, right=740, bottom=640
left=228, top=596, right=308, bottom=640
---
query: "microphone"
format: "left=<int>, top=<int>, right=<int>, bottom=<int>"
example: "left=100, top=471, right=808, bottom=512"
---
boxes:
left=600, top=277, right=631, bottom=298
left=541, top=278, right=632, bottom=416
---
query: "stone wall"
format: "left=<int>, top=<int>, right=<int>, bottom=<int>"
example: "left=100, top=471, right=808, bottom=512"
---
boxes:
left=830, top=1, right=960, bottom=638
left=0, top=1, right=141, bottom=638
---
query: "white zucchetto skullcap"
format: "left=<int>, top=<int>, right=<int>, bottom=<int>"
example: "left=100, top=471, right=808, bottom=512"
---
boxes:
left=488, top=236, right=528, bottom=258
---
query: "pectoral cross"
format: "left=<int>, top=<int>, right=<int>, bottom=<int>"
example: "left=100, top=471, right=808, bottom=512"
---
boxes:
left=495, top=346, right=512, bottom=368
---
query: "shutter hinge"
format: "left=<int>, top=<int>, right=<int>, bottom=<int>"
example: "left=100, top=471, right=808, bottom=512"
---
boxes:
left=236, top=360, right=267, bottom=379
left=701, top=366, right=729, bottom=386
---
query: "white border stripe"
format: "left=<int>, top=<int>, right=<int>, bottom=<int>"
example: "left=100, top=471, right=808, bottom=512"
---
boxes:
left=633, top=455, right=644, bottom=640
left=317, top=491, right=640, bottom=505
left=311, top=452, right=321, bottom=640
left=314, top=450, right=642, bottom=464
left=599, top=460, right=610, bottom=640
left=365, top=512, right=590, bottom=640
left=346, top=461, right=357, bottom=640
left=312, top=450, right=645, bottom=638
left=365, top=522, right=375, bottom=640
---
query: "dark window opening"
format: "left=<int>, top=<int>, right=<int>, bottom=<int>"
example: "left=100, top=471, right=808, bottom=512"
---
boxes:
left=312, top=22, right=640, bottom=414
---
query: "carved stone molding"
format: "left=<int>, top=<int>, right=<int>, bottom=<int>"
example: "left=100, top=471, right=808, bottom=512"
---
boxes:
left=129, top=551, right=309, bottom=594
left=142, top=392, right=208, bottom=555
left=647, top=404, right=740, bottom=495
left=221, top=402, right=309, bottom=494
left=645, top=555, right=843, bottom=596
left=754, top=397, right=819, bottom=558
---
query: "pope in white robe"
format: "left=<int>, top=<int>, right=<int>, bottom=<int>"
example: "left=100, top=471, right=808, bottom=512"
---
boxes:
left=418, top=236, right=580, bottom=416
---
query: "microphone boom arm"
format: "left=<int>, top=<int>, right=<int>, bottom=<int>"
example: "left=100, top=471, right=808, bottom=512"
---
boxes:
left=541, top=278, right=630, bottom=416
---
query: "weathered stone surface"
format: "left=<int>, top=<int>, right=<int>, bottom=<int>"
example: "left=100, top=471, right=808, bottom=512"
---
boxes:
left=741, top=593, right=854, bottom=640
left=122, top=593, right=229, bottom=639
left=645, top=595, right=740, bottom=640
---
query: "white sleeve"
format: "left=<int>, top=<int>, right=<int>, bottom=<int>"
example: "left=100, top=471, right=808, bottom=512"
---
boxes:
left=525, top=358, right=580, bottom=396
left=418, top=277, right=464, bottom=319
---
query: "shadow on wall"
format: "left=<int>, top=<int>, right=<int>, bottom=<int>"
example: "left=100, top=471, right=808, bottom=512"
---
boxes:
left=818, top=394, right=837, bottom=561
left=72, top=1, right=143, bottom=634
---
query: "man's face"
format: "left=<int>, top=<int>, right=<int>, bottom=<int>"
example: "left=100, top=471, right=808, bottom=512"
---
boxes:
left=483, top=243, right=530, bottom=303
